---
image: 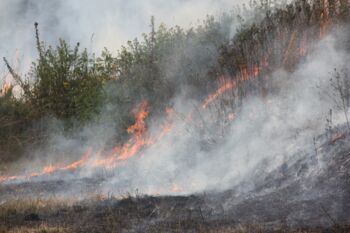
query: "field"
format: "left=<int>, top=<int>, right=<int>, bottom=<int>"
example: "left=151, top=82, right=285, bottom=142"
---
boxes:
left=1, top=0, right=350, bottom=232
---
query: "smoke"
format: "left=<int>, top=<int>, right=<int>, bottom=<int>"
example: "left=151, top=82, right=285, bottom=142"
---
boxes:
left=0, top=0, right=252, bottom=72
left=1, top=0, right=349, bottom=200
left=97, top=27, right=350, bottom=195
left=15, top=25, right=341, bottom=197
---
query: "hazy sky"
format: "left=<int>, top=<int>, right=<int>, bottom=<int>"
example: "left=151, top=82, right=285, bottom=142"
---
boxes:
left=0, top=0, right=249, bottom=71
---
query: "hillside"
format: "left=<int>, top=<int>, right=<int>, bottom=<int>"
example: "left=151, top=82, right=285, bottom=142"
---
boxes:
left=0, top=124, right=349, bottom=232
left=0, top=0, right=350, bottom=232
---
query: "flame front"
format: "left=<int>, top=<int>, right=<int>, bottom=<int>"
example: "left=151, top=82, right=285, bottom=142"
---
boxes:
left=202, top=58, right=269, bottom=109
left=0, top=148, right=92, bottom=183
left=202, top=78, right=236, bottom=109
left=0, top=13, right=335, bottom=189
left=92, top=101, right=151, bottom=167
left=0, top=101, right=174, bottom=183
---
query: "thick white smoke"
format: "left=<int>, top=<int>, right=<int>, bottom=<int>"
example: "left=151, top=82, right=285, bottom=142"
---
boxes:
left=1, top=1, right=348, bottom=200
left=98, top=28, right=349, bottom=196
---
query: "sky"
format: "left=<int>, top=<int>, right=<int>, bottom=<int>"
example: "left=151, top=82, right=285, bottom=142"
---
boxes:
left=0, top=0, right=250, bottom=72
left=1, top=0, right=349, bottom=197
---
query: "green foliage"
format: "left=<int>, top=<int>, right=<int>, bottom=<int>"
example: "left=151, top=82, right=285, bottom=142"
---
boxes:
left=1, top=0, right=349, bottom=162
left=27, top=24, right=114, bottom=125
left=103, top=15, right=235, bottom=134
left=0, top=89, right=32, bottom=161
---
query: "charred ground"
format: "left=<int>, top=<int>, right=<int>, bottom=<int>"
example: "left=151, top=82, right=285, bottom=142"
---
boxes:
left=1, top=126, right=349, bottom=232
left=1, top=0, right=350, bottom=232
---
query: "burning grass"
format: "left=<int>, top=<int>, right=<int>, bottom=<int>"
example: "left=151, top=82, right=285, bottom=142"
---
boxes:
left=1, top=1, right=350, bottom=232
left=2, top=128, right=349, bottom=232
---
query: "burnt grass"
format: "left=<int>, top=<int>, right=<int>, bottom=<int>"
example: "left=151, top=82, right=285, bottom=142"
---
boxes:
left=0, top=133, right=350, bottom=232
left=0, top=194, right=349, bottom=233
left=1, top=195, right=349, bottom=233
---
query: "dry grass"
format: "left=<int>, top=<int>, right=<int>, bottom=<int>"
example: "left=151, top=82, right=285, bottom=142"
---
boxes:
left=0, top=224, right=69, bottom=233
left=0, top=198, right=73, bottom=218
left=206, top=225, right=318, bottom=233
left=0, top=196, right=348, bottom=233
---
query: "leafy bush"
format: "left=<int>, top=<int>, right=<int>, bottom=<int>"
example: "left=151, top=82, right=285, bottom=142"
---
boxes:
left=1, top=0, right=349, bottom=162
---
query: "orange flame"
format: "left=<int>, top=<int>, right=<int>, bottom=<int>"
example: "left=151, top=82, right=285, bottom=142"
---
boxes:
left=0, top=148, right=92, bottom=183
left=86, top=102, right=173, bottom=169
left=203, top=56, right=270, bottom=109
left=202, top=78, right=236, bottom=108
left=0, top=82, right=12, bottom=96
left=117, top=101, right=150, bottom=161
left=93, top=101, right=151, bottom=167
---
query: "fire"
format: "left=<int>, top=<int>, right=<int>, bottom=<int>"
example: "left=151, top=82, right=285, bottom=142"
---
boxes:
left=92, top=102, right=174, bottom=169
left=90, top=102, right=174, bottom=169
left=1, top=49, right=21, bottom=97
left=203, top=57, right=270, bottom=109
left=92, top=101, right=151, bottom=167
left=116, top=101, right=150, bottom=161
left=0, top=82, right=12, bottom=96
left=43, top=165, right=57, bottom=174
left=0, top=176, right=18, bottom=183
left=0, top=18, right=329, bottom=187
left=29, top=148, right=92, bottom=177
left=0, top=148, right=93, bottom=183
left=1, top=1, right=347, bottom=196
left=0, top=101, right=177, bottom=184
left=202, top=78, right=236, bottom=109
left=61, top=149, right=91, bottom=170
left=109, top=101, right=174, bottom=161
